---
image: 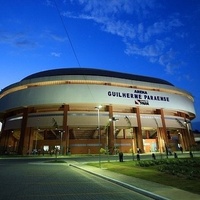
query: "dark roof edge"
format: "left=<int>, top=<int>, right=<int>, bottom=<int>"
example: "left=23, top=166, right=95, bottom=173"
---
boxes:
left=21, top=68, right=174, bottom=86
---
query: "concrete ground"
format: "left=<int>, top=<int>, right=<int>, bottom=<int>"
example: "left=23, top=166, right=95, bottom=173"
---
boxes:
left=0, top=151, right=200, bottom=200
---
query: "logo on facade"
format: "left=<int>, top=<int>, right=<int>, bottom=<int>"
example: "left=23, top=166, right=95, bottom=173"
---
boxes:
left=135, top=100, right=149, bottom=105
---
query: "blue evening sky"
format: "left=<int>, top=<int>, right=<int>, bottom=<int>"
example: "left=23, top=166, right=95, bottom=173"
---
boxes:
left=0, top=0, right=200, bottom=130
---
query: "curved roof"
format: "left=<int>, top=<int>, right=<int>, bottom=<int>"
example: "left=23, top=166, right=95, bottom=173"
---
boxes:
left=22, top=68, right=174, bottom=86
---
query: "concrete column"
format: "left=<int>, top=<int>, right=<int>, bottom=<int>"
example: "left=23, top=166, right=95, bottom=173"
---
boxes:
left=132, top=127, right=138, bottom=153
left=146, top=130, right=150, bottom=139
left=18, top=108, right=34, bottom=155
left=157, top=127, right=165, bottom=153
left=5, top=130, right=11, bottom=153
left=182, top=113, right=194, bottom=150
left=182, top=129, right=190, bottom=150
left=18, top=108, right=30, bottom=155
left=0, top=131, right=8, bottom=153
left=134, top=107, right=144, bottom=153
left=27, top=128, right=34, bottom=155
left=185, top=123, right=195, bottom=149
left=123, top=129, right=126, bottom=139
left=0, top=118, right=7, bottom=153
left=189, top=129, right=196, bottom=146
left=160, top=109, right=168, bottom=146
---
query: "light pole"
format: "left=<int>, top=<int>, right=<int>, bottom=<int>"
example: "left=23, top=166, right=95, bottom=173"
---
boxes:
left=34, top=129, right=39, bottom=155
left=95, top=105, right=102, bottom=168
left=59, top=130, right=65, bottom=155
left=130, top=131, right=134, bottom=160
left=112, top=117, right=119, bottom=155
left=124, top=116, right=133, bottom=160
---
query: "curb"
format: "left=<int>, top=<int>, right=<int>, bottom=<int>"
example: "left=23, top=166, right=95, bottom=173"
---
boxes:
left=69, top=164, right=169, bottom=200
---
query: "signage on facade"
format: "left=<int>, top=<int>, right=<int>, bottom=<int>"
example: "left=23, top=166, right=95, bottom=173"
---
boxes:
left=108, top=89, right=170, bottom=106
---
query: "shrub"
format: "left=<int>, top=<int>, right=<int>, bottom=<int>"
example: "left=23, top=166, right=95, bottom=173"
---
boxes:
left=137, top=158, right=200, bottom=180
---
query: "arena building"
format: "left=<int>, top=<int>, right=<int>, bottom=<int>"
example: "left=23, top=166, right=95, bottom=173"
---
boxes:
left=0, top=68, right=196, bottom=155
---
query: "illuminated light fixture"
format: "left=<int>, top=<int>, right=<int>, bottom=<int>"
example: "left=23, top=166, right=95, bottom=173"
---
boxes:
left=95, top=105, right=102, bottom=110
left=112, top=117, right=119, bottom=121
left=8, top=116, right=23, bottom=121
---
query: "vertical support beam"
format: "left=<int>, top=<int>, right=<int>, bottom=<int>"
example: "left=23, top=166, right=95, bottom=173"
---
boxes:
left=18, top=107, right=30, bottom=155
left=0, top=119, right=7, bottom=153
left=146, top=130, right=150, bottom=139
left=123, top=129, right=126, bottom=139
left=160, top=109, right=168, bottom=147
left=0, top=131, right=8, bottom=153
left=62, top=104, right=69, bottom=155
left=5, top=130, right=10, bottom=153
left=154, top=109, right=167, bottom=153
left=182, top=129, right=190, bottom=150
left=134, top=107, right=144, bottom=153
left=28, top=128, right=34, bottom=155
left=157, top=127, right=164, bottom=153
left=132, top=127, right=138, bottom=153
left=181, top=113, right=195, bottom=150
left=107, top=105, right=114, bottom=154
left=189, top=127, right=196, bottom=146
left=186, top=123, right=195, bottom=150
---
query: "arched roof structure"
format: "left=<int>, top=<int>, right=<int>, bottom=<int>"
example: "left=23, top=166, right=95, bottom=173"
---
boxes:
left=22, top=68, right=174, bottom=86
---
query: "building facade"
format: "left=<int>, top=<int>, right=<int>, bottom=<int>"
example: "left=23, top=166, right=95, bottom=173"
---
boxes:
left=0, top=68, right=196, bottom=155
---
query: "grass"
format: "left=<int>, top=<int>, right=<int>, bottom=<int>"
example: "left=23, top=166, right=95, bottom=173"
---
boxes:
left=87, top=158, right=200, bottom=195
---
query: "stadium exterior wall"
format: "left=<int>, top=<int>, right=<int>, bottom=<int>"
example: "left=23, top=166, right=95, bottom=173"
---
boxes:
left=0, top=68, right=196, bottom=155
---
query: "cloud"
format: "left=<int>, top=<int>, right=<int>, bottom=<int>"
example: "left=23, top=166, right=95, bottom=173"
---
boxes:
left=137, top=17, right=183, bottom=43
left=158, top=49, right=183, bottom=75
left=125, top=40, right=182, bottom=75
left=51, top=52, right=61, bottom=57
left=45, top=0, right=54, bottom=7
left=41, top=29, right=68, bottom=42
left=75, top=0, right=156, bottom=17
left=62, top=11, right=136, bottom=39
left=158, top=50, right=175, bottom=66
left=15, top=40, right=36, bottom=48
left=125, top=39, right=165, bottom=57
left=101, top=20, right=136, bottom=39
left=183, top=74, right=193, bottom=82
left=62, top=1, right=159, bottom=42
left=63, top=0, right=186, bottom=75
left=49, top=33, right=67, bottom=42
left=0, top=31, right=37, bottom=48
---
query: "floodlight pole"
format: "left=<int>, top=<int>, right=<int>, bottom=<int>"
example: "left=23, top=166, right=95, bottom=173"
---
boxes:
left=95, top=105, right=102, bottom=168
left=131, top=132, right=134, bottom=160
left=35, top=132, right=37, bottom=154
left=112, top=117, right=119, bottom=155
left=59, top=130, right=64, bottom=155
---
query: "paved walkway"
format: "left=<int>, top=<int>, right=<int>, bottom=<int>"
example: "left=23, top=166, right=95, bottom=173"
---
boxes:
left=1, top=152, right=200, bottom=200
left=67, top=152, right=200, bottom=200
